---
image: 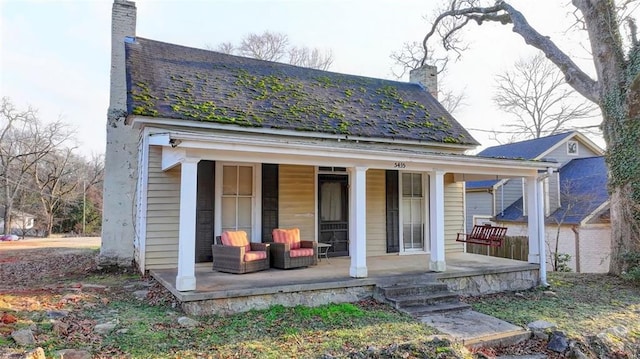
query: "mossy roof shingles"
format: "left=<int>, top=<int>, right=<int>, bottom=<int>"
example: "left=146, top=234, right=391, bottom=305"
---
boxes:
left=125, top=37, right=478, bottom=146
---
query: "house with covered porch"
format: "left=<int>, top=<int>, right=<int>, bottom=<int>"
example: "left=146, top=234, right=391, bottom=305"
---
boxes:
left=102, top=0, right=557, bottom=299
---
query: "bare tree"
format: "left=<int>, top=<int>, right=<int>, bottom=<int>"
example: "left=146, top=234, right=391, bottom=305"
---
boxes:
left=210, top=31, right=334, bottom=70
left=0, top=98, right=75, bottom=235
left=390, top=41, right=466, bottom=114
left=420, top=0, right=640, bottom=275
left=493, top=54, right=599, bottom=141
left=288, top=46, right=334, bottom=70
left=216, top=42, right=235, bottom=55
left=239, top=31, right=289, bottom=61
left=33, top=148, right=83, bottom=237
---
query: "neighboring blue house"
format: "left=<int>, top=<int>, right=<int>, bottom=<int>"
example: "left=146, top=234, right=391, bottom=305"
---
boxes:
left=465, top=132, right=610, bottom=273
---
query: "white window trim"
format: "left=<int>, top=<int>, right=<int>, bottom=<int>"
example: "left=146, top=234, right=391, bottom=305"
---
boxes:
left=399, top=171, right=429, bottom=253
left=214, top=162, right=262, bottom=243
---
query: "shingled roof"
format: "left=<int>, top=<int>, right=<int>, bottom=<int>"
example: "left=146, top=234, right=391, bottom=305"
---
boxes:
left=477, top=132, right=575, bottom=160
left=124, top=37, right=478, bottom=145
left=496, top=156, right=608, bottom=225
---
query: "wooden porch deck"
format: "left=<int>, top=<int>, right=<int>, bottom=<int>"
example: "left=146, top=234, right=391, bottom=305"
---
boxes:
left=151, top=253, right=539, bottom=306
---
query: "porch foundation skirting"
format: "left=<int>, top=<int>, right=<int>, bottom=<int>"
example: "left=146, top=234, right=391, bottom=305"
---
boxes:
left=438, top=267, right=539, bottom=296
left=150, top=255, right=540, bottom=316
left=182, top=282, right=376, bottom=316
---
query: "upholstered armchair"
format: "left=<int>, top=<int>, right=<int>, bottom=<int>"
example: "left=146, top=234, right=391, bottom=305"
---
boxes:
left=270, top=228, right=318, bottom=269
left=212, top=230, right=270, bottom=274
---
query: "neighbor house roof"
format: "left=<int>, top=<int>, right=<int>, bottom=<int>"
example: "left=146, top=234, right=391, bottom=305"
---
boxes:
left=465, top=179, right=501, bottom=190
left=496, top=156, right=608, bottom=225
left=477, top=132, right=574, bottom=160
left=124, top=37, right=478, bottom=146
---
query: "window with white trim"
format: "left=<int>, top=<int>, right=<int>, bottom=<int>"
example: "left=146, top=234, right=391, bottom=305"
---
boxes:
left=221, top=165, right=254, bottom=238
left=402, top=173, right=424, bottom=250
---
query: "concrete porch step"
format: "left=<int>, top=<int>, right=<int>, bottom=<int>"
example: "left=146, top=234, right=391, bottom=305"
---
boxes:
left=420, top=310, right=530, bottom=349
left=386, top=292, right=460, bottom=309
left=402, top=302, right=472, bottom=315
left=377, top=283, right=449, bottom=297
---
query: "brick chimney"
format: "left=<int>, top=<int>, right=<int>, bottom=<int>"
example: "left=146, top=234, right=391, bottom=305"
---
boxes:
left=101, top=0, right=138, bottom=267
left=409, top=64, right=438, bottom=99
left=109, top=0, right=136, bottom=110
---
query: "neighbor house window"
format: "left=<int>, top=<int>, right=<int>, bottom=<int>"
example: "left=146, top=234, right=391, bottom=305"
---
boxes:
left=567, top=141, right=578, bottom=155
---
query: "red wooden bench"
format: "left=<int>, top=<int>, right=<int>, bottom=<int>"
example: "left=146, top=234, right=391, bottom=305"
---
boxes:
left=456, top=224, right=507, bottom=247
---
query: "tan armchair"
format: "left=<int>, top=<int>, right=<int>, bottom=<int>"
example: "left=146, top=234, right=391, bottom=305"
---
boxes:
left=212, top=230, right=270, bottom=274
left=270, top=228, right=318, bottom=269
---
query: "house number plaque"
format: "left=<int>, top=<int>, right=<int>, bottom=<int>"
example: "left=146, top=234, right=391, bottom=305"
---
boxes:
left=393, top=162, right=407, bottom=169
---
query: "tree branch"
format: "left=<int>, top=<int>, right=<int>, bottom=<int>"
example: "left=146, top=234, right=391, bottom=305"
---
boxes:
left=421, top=1, right=600, bottom=103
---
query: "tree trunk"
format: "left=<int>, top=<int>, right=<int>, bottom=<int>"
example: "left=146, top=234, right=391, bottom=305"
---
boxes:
left=3, top=203, right=10, bottom=235
left=573, top=0, right=640, bottom=275
left=607, top=178, right=640, bottom=274
left=45, top=213, right=54, bottom=238
left=601, top=65, right=640, bottom=274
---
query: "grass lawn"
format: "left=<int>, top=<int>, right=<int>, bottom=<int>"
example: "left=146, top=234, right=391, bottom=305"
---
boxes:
left=1, top=246, right=639, bottom=358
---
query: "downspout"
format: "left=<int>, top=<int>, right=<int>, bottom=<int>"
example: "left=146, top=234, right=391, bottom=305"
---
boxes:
left=500, top=182, right=505, bottom=216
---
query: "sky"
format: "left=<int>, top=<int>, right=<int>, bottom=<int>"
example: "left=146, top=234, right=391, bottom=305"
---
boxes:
left=1, top=0, right=623, bottom=157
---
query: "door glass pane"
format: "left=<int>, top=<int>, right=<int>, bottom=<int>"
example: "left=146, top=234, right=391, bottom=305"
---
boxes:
left=412, top=174, right=423, bottom=197
left=403, top=224, right=412, bottom=249
left=238, top=197, right=252, bottom=227
left=321, top=182, right=342, bottom=221
left=411, top=199, right=422, bottom=224
left=222, top=166, right=237, bottom=195
left=412, top=225, right=422, bottom=247
left=238, top=166, right=253, bottom=195
left=402, top=199, right=411, bottom=224
left=221, top=197, right=236, bottom=228
left=402, top=173, right=411, bottom=196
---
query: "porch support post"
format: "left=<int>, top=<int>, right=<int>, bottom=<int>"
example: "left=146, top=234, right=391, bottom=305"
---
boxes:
left=176, top=158, right=199, bottom=291
left=429, top=170, right=446, bottom=272
left=349, top=166, right=367, bottom=278
left=526, top=176, right=540, bottom=264
left=536, top=177, right=548, bottom=285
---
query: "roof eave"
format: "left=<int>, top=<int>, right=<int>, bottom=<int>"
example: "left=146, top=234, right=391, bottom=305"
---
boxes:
left=131, top=115, right=478, bottom=151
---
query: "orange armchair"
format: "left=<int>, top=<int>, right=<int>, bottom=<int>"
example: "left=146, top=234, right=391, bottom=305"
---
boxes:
left=270, top=228, right=317, bottom=269
left=212, top=230, right=270, bottom=274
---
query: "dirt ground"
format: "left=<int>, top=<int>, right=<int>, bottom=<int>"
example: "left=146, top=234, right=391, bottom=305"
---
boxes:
left=0, top=237, right=101, bottom=292
left=0, top=236, right=100, bottom=252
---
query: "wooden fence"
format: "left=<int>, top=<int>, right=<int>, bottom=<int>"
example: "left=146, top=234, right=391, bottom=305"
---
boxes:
left=465, top=235, right=529, bottom=261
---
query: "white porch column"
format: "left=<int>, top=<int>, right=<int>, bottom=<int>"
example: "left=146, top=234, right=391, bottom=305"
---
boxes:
left=526, top=176, right=540, bottom=264
left=429, top=170, right=446, bottom=272
left=349, top=166, right=367, bottom=278
left=176, top=158, right=199, bottom=291
left=536, top=178, right=548, bottom=285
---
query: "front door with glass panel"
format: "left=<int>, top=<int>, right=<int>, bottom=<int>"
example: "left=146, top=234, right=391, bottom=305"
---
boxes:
left=221, top=165, right=254, bottom=239
left=402, top=173, right=425, bottom=251
left=318, top=174, right=349, bottom=257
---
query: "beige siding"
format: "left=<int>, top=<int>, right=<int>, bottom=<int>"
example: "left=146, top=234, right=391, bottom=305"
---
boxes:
left=366, top=169, right=387, bottom=256
left=145, top=146, right=180, bottom=269
left=278, top=165, right=316, bottom=240
left=444, top=174, right=465, bottom=253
